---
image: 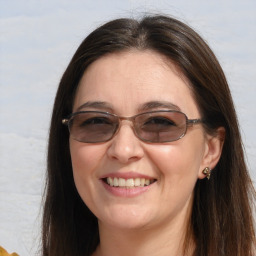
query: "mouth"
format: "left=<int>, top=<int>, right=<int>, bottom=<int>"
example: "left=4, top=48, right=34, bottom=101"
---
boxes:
left=102, top=177, right=157, bottom=188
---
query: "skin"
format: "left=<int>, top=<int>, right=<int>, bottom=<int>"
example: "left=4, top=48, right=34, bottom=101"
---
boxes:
left=70, top=50, right=224, bottom=256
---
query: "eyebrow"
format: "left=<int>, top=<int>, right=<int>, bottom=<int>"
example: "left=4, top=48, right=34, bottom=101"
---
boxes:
left=76, top=101, right=114, bottom=112
left=138, top=101, right=181, bottom=112
left=76, top=100, right=181, bottom=113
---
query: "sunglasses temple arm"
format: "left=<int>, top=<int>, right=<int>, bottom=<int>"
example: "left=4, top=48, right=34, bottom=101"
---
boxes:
left=187, top=119, right=203, bottom=126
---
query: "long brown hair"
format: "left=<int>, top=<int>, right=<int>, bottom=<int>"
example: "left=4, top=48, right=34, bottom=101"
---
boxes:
left=42, top=15, right=255, bottom=256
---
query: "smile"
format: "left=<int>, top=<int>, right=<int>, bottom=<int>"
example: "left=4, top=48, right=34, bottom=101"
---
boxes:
left=104, top=177, right=156, bottom=188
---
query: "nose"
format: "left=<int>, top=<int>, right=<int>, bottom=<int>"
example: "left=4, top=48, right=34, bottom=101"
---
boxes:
left=107, top=122, right=144, bottom=164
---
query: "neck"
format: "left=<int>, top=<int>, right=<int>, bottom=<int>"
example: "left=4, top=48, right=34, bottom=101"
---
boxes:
left=93, top=211, right=194, bottom=256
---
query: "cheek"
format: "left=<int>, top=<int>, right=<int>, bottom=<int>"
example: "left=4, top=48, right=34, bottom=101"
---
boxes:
left=70, top=141, right=105, bottom=174
left=146, top=134, right=206, bottom=184
left=148, top=146, right=199, bottom=174
left=145, top=137, right=205, bottom=216
left=71, top=145, right=93, bottom=174
left=69, top=141, right=106, bottom=196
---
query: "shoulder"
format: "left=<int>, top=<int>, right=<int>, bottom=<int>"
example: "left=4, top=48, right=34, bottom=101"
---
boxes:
left=0, top=246, right=19, bottom=256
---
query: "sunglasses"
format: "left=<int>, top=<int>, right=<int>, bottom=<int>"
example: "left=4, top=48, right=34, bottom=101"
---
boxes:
left=62, top=110, right=203, bottom=143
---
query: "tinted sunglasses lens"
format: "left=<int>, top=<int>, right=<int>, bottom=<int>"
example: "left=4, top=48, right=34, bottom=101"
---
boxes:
left=69, top=112, right=118, bottom=143
left=135, top=111, right=187, bottom=142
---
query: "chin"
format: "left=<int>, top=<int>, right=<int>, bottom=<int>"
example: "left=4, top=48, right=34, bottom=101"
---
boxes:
left=97, top=205, right=153, bottom=230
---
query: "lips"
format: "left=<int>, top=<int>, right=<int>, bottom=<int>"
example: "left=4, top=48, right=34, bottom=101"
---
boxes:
left=100, top=172, right=157, bottom=196
left=104, top=177, right=155, bottom=188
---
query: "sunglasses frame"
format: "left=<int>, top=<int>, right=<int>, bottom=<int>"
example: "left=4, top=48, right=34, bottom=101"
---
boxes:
left=62, top=110, right=203, bottom=143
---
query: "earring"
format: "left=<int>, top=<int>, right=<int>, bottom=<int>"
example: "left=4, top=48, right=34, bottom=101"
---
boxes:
left=202, top=167, right=211, bottom=180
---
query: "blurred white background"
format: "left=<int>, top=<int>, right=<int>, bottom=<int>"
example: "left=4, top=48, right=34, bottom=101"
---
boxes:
left=0, top=0, right=255, bottom=255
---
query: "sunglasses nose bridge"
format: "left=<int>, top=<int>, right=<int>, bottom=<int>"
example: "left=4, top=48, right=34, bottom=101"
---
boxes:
left=117, top=115, right=135, bottom=127
left=118, top=115, right=136, bottom=123
left=114, top=116, right=138, bottom=137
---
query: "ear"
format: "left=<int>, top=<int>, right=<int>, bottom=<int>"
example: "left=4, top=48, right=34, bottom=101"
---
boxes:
left=198, top=127, right=225, bottom=179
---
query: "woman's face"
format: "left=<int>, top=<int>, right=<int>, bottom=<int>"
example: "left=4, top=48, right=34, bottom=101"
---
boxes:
left=70, top=50, right=210, bottom=230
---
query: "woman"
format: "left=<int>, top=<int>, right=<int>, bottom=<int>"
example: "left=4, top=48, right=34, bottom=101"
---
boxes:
left=42, top=15, right=255, bottom=256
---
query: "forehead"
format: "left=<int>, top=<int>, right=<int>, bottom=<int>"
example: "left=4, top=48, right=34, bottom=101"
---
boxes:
left=73, top=50, right=199, bottom=117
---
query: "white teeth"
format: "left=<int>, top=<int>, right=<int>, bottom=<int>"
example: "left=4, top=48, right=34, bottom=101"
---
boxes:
left=114, top=177, right=118, bottom=187
left=145, top=179, right=150, bottom=186
left=105, top=177, right=154, bottom=188
left=126, top=178, right=134, bottom=187
left=107, top=177, right=113, bottom=186
left=119, top=178, right=126, bottom=187
left=134, top=178, right=140, bottom=186
left=140, top=178, right=145, bottom=186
